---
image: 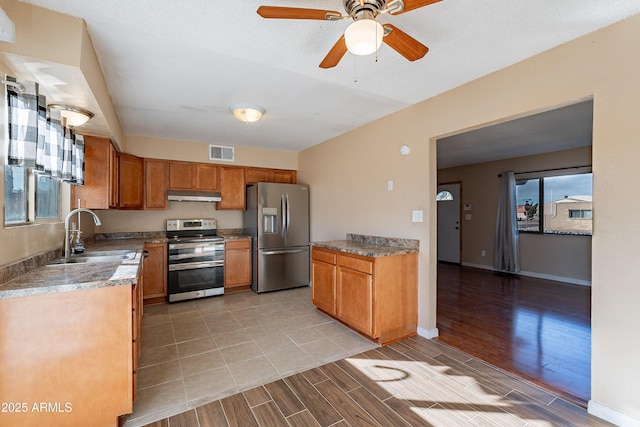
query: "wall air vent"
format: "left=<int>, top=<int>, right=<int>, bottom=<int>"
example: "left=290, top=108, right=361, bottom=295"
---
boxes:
left=209, top=144, right=235, bottom=162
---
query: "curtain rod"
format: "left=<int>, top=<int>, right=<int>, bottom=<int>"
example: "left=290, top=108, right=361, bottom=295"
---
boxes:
left=497, top=164, right=591, bottom=178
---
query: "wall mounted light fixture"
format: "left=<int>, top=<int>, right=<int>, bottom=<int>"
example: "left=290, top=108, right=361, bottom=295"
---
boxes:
left=229, top=104, right=265, bottom=123
left=48, top=104, right=94, bottom=127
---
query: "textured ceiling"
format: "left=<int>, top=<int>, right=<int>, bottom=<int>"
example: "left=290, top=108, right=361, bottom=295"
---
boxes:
left=18, top=0, right=640, bottom=159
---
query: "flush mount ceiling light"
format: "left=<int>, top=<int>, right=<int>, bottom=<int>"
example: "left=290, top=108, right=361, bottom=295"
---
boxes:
left=344, top=16, right=383, bottom=56
left=48, top=104, right=94, bottom=127
left=229, top=104, right=265, bottom=123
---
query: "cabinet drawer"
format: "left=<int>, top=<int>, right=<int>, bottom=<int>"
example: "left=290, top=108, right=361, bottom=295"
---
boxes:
left=225, top=238, right=251, bottom=250
left=312, top=248, right=336, bottom=265
left=338, top=254, right=373, bottom=274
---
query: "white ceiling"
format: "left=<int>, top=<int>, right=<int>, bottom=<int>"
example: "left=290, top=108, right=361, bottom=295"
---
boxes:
left=17, top=0, right=640, bottom=160
left=437, top=99, right=593, bottom=169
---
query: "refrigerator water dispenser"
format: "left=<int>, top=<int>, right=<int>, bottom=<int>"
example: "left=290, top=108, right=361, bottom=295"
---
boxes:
left=262, top=207, right=278, bottom=234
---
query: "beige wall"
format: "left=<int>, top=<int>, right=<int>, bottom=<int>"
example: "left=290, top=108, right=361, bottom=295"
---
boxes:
left=438, top=147, right=592, bottom=284
left=299, top=14, right=640, bottom=423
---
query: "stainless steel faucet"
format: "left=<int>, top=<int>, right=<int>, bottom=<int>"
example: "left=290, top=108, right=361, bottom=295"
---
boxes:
left=64, top=208, right=102, bottom=258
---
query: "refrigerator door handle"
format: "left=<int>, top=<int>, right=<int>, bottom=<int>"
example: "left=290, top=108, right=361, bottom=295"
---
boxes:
left=285, top=193, right=291, bottom=238
left=280, top=194, right=286, bottom=238
left=261, top=248, right=308, bottom=255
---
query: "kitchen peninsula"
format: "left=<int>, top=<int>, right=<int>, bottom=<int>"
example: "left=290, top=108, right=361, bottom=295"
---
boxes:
left=311, top=234, right=419, bottom=345
left=0, top=240, right=146, bottom=427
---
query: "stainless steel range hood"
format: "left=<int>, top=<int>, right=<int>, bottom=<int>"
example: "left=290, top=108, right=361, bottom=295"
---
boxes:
left=167, top=190, right=222, bottom=202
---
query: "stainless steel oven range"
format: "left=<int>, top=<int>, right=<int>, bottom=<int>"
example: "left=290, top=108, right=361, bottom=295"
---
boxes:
left=166, top=219, right=224, bottom=302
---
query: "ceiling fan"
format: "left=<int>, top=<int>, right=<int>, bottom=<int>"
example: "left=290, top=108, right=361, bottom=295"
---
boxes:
left=257, top=0, right=441, bottom=68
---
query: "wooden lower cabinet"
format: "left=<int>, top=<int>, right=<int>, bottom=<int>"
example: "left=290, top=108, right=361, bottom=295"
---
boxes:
left=311, top=246, right=418, bottom=345
left=142, top=242, right=168, bottom=304
left=224, top=238, right=252, bottom=292
left=311, top=248, right=336, bottom=315
left=0, top=285, right=136, bottom=426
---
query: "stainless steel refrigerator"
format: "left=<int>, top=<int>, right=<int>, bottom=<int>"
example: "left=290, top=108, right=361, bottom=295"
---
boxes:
left=243, top=183, right=310, bottom=293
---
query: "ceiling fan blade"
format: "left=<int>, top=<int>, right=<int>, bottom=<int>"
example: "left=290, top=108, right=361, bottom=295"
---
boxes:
left=257, top=6, right=341, bottom=20
left=395, top=0, right=442, bottom=14
left=319, top=36, right=348, bottom=69
left=382, top=24, right=428, bottom=61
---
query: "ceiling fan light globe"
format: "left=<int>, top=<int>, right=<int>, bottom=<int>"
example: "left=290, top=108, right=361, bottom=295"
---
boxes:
left=345, top=19, right=383, bottom=56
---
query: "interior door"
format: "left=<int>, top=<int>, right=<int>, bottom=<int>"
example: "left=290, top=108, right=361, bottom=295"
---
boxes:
left=437, top=183, right=461, bottom=263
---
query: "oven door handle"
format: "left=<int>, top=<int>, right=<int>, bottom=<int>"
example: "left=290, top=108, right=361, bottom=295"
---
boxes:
left=261, top=248, right=307, bottom=256
left=168, top=242, right=224, bottom=250
left=169, top=261, right=224, bottom=271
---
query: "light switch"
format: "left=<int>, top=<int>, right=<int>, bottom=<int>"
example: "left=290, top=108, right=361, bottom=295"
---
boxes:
left=412, top=210, right=423, bottom=223
left=387, top=180, right=394, bottom=191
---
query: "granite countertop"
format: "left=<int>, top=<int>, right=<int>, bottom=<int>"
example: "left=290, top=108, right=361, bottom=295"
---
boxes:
left=0, top=239, right=146, bottom=299
left=312, top=234, right=419, bottom=258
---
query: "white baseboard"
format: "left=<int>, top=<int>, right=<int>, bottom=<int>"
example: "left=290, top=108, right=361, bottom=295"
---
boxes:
left=460, top=262, right=591, bottom=287
left=417, top=327, right=439, bottom=339
left=588, top=400, right=640, bottom=426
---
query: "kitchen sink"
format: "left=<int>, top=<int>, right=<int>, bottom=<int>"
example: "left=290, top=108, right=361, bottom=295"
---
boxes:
left=48, top=250, right=138, bottom=265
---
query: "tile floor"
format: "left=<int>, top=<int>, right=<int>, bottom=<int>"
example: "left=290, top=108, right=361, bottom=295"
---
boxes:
left=123, top=286, right=378, bottom=427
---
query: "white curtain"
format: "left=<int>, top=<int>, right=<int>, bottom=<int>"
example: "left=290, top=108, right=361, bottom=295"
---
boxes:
left=494, top=171, right=520, bottom=272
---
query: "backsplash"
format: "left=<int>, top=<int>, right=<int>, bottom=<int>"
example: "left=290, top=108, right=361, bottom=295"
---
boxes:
left=0, top=248, right=63, bottom=285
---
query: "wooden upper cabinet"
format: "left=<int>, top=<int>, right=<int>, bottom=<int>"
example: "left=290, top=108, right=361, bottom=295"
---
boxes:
left=272, top=169, right=297, bottom=184
left=109, top=143, right=119, bottom=208
left=218, top=166, right=246, bottom=210
left=118, top=153, right=144, bottom=209
left=246, top=167, right=297, bottom=185
left=245, top=167, right=272, bottom=185
left=144, top=159, right=168, bottom=210
left=168, top=161, right=218, bottom=191
left=168, top=161, right=194, bottom=190
left=194, top=163, right=219, bottom=191
left=72, top=135, right=113, bottom=209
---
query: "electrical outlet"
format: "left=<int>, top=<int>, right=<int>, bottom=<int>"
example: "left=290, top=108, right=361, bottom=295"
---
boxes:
left=481, top=250, right=486, bottom=257
left=387, top=180, right=394, bottom=191
left=412, top=210, right=423, bottom=223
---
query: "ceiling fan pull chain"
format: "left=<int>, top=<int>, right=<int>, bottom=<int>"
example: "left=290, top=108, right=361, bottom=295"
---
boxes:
left=353, top=55, right=358, bottom=82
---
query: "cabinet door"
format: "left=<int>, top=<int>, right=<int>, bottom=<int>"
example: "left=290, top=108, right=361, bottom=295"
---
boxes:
left=245, top=168, right=272, bottom=185
left=143, top=243, right=168, bottom=300
left=144, top=159, right=168, bottom=209
left=194, top=163, right=219, bottom=191
left=72, top=135, right=111, bottom=209
left=118, top=153, right=144, bottom=209
left=109, top=143, right=119, bottom=208
left=168, top=161, right=195, bottom=190
left=336, top=265, right=373, bottom=336
left=312, top=258, right=336, bottom=315
left=272, top=169, right=297, bottom=184
left=224, top=239, right=252, bottom=289
left=218, top=166, right=246, bottom=210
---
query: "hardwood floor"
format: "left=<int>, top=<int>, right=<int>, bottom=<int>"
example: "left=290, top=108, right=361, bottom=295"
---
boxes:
left=436, top=262, right=591, bottom=407
left=143, top=336, right=610, bottom=427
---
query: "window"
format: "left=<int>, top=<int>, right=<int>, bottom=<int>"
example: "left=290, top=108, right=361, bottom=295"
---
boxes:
left=36, top=175, right=60, bottom=219
left=4, top=165, right=27, bottom=224
left=3, top=166, right=60, bottom=224
left=515, top=173, right=592, bottom=236
left=436, top=190, right=454, bottom=201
